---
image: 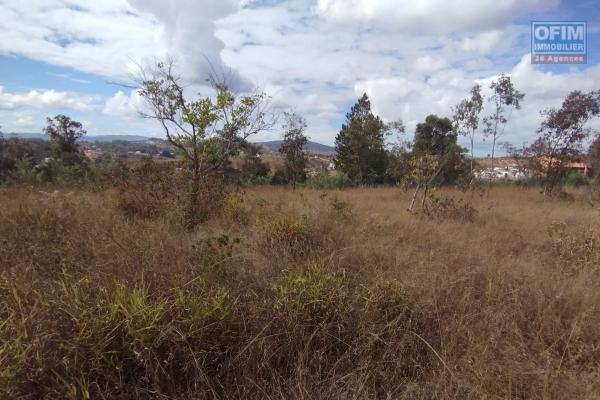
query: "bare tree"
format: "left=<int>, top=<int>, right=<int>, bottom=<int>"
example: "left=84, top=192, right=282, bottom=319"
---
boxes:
left=526, top=90, right=600, bottom=196
left=136, top=60, right=274, bottom=226
left=279, top=112, right=308, bottom=190
left=453, top=84, right=483, bottom=175
left=482, top=74, right=524, bottom=170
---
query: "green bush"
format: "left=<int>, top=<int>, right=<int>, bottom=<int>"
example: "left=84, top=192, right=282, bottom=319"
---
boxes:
left=9, top=157, right=42, bottom=185
left=273, top=263, right=352, bottom=321
left=515, top=175, right=543, bottom=187
left=223, top=193, right=250, bottom=225
left=88, top=157, right=129, bottom=185
left=260, top=212, right=315, bottom=258
left=191, top=234, right=241, bottom=281
left=304, top=171, right=353, bottom=189
left=565, top=171, right=589, bottom=187
left=38, top=159, right=89, bottom=185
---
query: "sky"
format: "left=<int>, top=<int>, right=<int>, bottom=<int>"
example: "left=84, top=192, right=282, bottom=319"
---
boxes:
left=0, top=0, right=599, bottom=155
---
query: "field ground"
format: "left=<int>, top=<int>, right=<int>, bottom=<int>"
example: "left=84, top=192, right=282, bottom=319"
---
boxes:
left=1, top=186, right=600, bottom=399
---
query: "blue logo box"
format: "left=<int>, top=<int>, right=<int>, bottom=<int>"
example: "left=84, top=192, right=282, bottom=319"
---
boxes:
left=531, top=22, right=586, bottom=64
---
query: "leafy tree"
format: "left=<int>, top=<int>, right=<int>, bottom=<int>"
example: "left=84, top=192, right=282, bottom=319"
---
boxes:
left=137, top=60, right=274, bottom=226
left=43, top=115, right=86, bottom=165
left=453, top=84, right=483, bottom=174
left=482, top=74, right=524, bottom=170
left=414, top=115, right=455, bottom=157
left=412, top=114, right=469, bottom=185
left=279, top=112, right=308, bottom=190
left=526, top=90, right=600, bottom=195
left=334, top=93, right=388, bottom=184
left=385, top=145, right=411, bottom=184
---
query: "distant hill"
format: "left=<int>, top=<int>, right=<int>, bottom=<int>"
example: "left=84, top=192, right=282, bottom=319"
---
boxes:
left=4, top=133, right=47, bottom=141
left=4, top=133, right=154, bottom=142
left=256, top=140, right=335, bottom=155
left=4, top=133, right=336, bottom=155
left=83, top=135, right=153, bottom=142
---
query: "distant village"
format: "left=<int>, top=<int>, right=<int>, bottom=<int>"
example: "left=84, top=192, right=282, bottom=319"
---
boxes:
left=475, top=158, right=588, bottom=181
left=79, top=138, right=590, bottom=181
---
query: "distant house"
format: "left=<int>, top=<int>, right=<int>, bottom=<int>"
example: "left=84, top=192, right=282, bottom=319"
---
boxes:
left=83, top=149, right=103, bottom=161
left=566, top=162, right=588, bottom=175
left=537, top=156, right=589, bottom=175
left=475, top=166, right=525, bottom=181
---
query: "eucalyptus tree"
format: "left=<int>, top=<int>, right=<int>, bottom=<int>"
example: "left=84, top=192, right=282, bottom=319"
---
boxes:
left=453, top=84, right=483, bottom=175
left=482, top=74, right=524, bottom=170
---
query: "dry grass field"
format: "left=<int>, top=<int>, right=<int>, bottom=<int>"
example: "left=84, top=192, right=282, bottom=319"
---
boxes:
left=1, top=185, right=600, bottom=399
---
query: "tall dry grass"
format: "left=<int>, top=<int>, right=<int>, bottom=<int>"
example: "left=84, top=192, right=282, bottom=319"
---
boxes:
left=1, top=185, right=599, bottom=399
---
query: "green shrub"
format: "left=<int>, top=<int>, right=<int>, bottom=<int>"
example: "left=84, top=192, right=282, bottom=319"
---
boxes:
left=223, top=193, right=250, bottom=225
left=260, top=212, right=315, bottom=258
left=270, top=169, right=289, bottom=185
left=9, top=157, right=41, bottom=185
left=304, top=171, right=353, bottom=189
left=191, top=234, right=241, bottom=280
left=565, top=171, right=589, bottom=187
left=88, top=157, right=129, bottom=186
left=274, top=263, right=352, bottom=321
left=38, top=159, right=89, bottom=186
left=0, top=277, right=238, bottom=399
left=515, top=175, right=543, bottom=187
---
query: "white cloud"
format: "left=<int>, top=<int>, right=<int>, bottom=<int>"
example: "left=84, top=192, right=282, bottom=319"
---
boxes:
left=414, top=56, right=447, bottom=73
left=461, top=31, right=503, bottom=54
left=353, top=55, right=600, bottom=153
left=316, top=0, right=559, bottom=33
left=0, top=0, right=245, bottom=84
left=0, top=0, right=162, bottom=79
left=14, top=113, right=34, bottom=128
left=127, top=0, right=248, bottom=89
left=1, top=0, right=598, bottom=151
left=46, top=72, right=91, bottom=84
left=103, top=90, right=144, bottom=119
left=0, top=86, right=93, bottom=111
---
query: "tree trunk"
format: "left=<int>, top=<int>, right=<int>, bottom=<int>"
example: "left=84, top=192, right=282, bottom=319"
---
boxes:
left=408, top=183, right=421, bottom=212
left=421, top=184, right=429, bottom=211
left=470, top=136, right=474, bottom=175
left=491, top=135, right=496, bottom=171
left=187, top=160, right=201, bottom=228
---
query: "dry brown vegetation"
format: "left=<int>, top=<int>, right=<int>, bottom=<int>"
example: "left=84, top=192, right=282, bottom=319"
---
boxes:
left=1, top=185, right=600, bottom=399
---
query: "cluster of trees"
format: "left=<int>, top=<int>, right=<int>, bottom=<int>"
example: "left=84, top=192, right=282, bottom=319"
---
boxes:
left=331, top=79, right=600, bottom=198
left=332, top=75, right=525, bottom=188
left=2, top=62, right=599, bottom=223
left=0, top=116, right=101, bottom=185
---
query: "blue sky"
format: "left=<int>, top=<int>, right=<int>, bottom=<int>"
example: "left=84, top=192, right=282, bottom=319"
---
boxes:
left=0, top=0, right=599, bottom=154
